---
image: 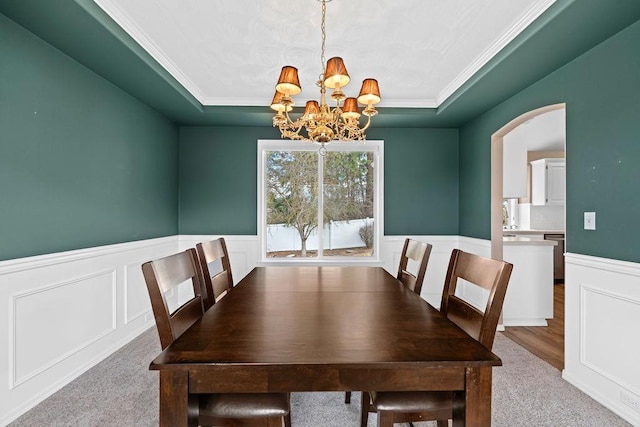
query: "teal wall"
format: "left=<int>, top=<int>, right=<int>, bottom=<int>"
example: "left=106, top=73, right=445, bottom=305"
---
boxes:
left=178, top=127, right=459, bottom=236
left=459, top=19, right=640, bottom=262
left=179, top=126, right=278, bottom=235
left=368, top=128, right=459, bottom=235
left=0, top=14, right=179, bottom=261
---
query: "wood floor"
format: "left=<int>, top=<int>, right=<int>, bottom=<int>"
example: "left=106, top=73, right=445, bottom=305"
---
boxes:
left=501, top=284, right=565, bottom=370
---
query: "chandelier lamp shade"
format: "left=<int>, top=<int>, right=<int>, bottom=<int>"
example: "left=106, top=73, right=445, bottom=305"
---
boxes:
left=270, top=0, right=381, bottom=148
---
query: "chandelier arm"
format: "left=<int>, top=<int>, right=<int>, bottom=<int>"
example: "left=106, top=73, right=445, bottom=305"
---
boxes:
left=283, top=109, right=304, bottom=131
left=280, top=109, right=310, bottom=140
left=360, top=114, right=373, bottom=132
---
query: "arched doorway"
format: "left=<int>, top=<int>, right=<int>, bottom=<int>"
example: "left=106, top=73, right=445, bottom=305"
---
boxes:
left=491, top=103, right=566, bottom=370
left=491, top=103, right=566, bottom=261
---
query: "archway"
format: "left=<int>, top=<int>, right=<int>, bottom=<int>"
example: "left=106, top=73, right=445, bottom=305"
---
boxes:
left=490, top=103, right=566, bottom=261
left=491, top=103, right=566, bottom=369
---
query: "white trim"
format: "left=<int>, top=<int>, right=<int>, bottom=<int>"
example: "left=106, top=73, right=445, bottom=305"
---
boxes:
left=9, top=269, right=117, bottom=389
left=0, top=237, right=177, bottom=425
left=0, top=236, right=178, bottom=274
left=257, top=139, right=384, bottom=265
left=94, top=0, right=557, bottom=110
left=437, top=0, right=557, bottom=106
left=564, top=252, right=640, bottom=426
left=579, top=284, right=640, bottom=392
left=566, top=252, right=640, bottom=277
left=92, top=0, right=206, bottom=103
left=200, top=96, right=440, bottom=109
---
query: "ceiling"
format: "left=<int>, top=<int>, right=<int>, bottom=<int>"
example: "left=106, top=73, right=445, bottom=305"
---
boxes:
left=92, top=0, right=556, bottom=109
left=3, top=0, right=640, bottom=127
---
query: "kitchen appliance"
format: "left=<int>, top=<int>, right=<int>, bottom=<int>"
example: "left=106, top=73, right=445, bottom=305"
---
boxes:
left=544, top=234, right=565, bottom=282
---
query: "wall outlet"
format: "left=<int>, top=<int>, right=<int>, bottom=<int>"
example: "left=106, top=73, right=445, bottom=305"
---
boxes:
left=621, top=390, right=640, bottom=413
left=584, top=212, right=596, bottom=230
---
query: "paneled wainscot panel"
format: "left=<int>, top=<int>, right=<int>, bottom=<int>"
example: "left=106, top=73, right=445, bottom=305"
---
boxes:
left=581, top=285, right=640, bottom=393
left=11, top=270, right=116, bottom=387
left=564, top=253, right=640, bottom=426
left=124, top=262, right=152, bottom=324
left=0, top=236, right=178, bottom=426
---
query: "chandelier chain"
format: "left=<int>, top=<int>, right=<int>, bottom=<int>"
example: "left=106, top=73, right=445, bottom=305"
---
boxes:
left=320, top=0, right=327, bottom=83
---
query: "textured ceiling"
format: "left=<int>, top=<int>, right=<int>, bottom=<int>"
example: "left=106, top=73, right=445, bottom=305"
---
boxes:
left=3, top=0, right=640, bottom=127
left=93, top=0, right=556, bottom=109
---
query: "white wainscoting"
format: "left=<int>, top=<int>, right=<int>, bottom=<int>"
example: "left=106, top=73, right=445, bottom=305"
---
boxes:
left=0, top=236, right=179, bottom=426
left=17, top=235, right=638, bottom=425
left=564, top=253, right=640, bottom=426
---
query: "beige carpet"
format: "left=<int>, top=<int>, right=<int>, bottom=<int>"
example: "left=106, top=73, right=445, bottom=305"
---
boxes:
left=8, top=327, right=630, bottom=426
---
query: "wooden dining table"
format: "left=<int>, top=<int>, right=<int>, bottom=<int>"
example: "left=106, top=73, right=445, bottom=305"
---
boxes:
left=149, top=266, right=502, bottom=427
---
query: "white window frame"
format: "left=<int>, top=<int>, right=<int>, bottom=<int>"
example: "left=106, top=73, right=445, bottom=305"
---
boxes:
left=258, top=139, right=384, bottom=265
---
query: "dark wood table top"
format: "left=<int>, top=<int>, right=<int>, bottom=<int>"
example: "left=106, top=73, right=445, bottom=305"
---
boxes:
left=150, top=266, right=501, bottom=374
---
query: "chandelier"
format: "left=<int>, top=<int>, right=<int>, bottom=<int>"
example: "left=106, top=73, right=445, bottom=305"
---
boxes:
left=270, top=0, right=381, bottom=149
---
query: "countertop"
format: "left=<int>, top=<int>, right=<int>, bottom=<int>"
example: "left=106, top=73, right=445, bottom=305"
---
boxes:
left=503, top=236, right=558, bottom=246
left=502, top=229, right=564, bottom=236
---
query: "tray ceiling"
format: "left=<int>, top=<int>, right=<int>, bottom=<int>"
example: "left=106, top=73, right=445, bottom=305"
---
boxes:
left=93, top=0, right=556, bottom=109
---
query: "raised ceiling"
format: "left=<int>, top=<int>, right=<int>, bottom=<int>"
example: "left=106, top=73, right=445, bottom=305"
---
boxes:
left=93, top=0, right=555, bottom=109
left=3, top=0, right=640, bottom=127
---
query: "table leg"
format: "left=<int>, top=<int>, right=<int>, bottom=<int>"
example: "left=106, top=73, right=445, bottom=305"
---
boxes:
left=454, top=367, right=492, bottom=427
left=159, top=370, right=194, bottom=427
left=377, top=410, right=395, bottom=427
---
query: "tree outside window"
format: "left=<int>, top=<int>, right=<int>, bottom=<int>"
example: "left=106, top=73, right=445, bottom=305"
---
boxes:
left=260, top=141, right=382, bottom=261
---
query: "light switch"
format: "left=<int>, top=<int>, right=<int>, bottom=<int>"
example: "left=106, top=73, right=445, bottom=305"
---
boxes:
left=584, top=212, right=596, bottom=230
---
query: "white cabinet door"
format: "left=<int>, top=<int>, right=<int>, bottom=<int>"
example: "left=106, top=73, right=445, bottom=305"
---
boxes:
left=546, top=162, right=565, bottom=204
left=531, top=158, right=565, bottom=206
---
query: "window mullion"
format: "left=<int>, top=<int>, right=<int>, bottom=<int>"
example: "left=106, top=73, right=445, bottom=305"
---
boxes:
left=317, top=151, right=324, bottom=258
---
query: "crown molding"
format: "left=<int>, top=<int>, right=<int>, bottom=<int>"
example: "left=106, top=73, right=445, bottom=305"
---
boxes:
left=93, top=0, right=208, bottom=105
left=437, top=0, right=557, bottom=106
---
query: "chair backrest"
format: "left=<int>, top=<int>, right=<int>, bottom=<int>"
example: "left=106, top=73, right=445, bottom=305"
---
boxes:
left=141, top=248, right=206, bottom=350
left=440, top=249, right=513, bottom=349
left=196, top=238, right=234, bottom=310
left=397, top=238, right=433, bottom=295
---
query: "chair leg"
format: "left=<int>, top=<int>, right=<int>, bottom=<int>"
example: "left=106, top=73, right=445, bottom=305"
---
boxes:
left=436, top=420, right=448, bottom=427
left=360, top=392, right=371, bottom=427
left=284, top=412, right=292, bottom=427
left=345, top=391, right=352, bottom=404
left=377, top=410, right=394, bottom=427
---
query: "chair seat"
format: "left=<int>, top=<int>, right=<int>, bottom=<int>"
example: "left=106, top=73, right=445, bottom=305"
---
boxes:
left=201, top=393, right=290, bottom=418
left=371, top=391, right=453, bottom=413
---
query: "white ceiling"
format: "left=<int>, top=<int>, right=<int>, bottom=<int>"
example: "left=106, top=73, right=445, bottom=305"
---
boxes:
left=93, top=0, right=556, bottom=109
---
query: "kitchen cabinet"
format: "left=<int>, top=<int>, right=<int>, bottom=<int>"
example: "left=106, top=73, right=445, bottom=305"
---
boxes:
left=531, top=158, right=565, bottom=205
left=502, top=237, right=555, bottom=326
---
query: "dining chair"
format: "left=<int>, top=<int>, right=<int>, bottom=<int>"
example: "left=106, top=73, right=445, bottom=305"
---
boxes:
left=142, top=249, right=291, bottom=427
left=345, top=238, right=433, bottom=404
left=396, top=238, right=433, bottom=295
left=196, top=237, right=234, bottom=311
left=359, top=249, right=513, bottom=427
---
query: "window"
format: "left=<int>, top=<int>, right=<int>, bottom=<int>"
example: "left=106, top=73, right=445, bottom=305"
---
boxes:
left=259, top=140, right=383, bottom=262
